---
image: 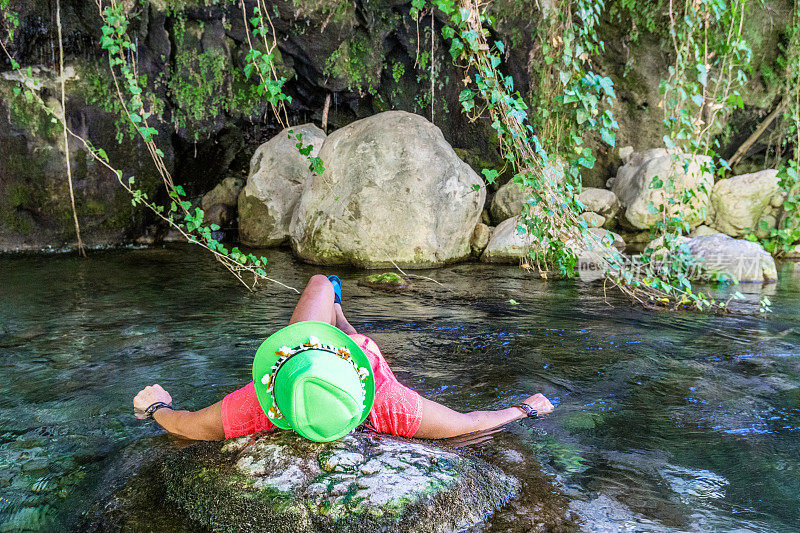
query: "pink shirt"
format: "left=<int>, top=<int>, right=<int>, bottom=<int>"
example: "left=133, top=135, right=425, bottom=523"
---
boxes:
left=221, top=333, right=423, bottom=439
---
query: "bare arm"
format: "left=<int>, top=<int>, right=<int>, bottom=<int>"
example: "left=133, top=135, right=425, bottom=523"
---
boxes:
left=134, top=384, right=226, bottom=441
left=413, top=393, right=554, bottom=439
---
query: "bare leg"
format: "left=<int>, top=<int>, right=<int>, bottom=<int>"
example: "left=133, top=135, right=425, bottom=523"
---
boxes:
left=289, top=275, right=337, bottom=325
left=334, top=303, right=357, bottom=335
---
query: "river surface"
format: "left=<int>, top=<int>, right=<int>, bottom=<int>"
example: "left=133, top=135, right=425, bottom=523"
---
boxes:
left=1, top=246, right=799, bottom=532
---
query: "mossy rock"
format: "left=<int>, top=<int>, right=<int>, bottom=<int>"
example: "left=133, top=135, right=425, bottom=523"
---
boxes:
left=358, top=273, right=411, bottom=292
left=162, top=430, right=519, bottom=533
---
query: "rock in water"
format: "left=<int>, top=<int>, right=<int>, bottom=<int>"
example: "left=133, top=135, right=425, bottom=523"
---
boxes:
left=238, top=124, right=327, bottom=246
left=576, top=188, right=620, bottom=221
left=489, top=163, right=564, bottom=224
left=290, top=111, right=484, bottom=268
left=481, top=216, right=533, bottom=263
left=358, top=272, right=412, bottom=291
left=709, top=169, right=780, bottom=237
left=686, top=233, right=777, bottom=283
left=612, top=149, right=712, bottom=230
left=579, top=211, right=606, bottom=228
left=202, top=176, right=245, bottom=227
left=163, top=431, right=519, bottom=533
left=202, top=177, right=245, bottom=213
left=470, top=222, right=491, bottom=255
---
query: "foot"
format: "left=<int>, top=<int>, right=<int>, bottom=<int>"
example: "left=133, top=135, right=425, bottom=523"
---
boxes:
left=327, top=275, right=342, bottom=304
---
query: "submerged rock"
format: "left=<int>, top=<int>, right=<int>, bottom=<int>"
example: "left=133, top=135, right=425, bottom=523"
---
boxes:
left=612, top=149, right=712, bottom=230
left=238, top=124, right=326, bottom=246
left=686, top=233, right=777, bottom=283
left=290, top=111, right=484, bottom=268
left=358, top=272, right=412, bottom=291
left=163, top=431, right=519, bottom=533
left=709, top=169, right=780, bottom=237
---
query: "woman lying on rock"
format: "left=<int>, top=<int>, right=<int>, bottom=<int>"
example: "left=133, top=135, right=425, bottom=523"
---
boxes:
left=133, top=275, right=554, bottom=442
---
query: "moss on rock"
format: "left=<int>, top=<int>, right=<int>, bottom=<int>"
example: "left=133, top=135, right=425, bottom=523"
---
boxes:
left=162, top=430, right=519, bottom=532
left=358, top=273, right=411, bottom=291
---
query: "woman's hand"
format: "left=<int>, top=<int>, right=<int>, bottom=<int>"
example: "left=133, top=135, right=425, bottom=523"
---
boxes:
left=522, top=393, right=554, bottom=416
left=133, top=384, right=172, bottom=419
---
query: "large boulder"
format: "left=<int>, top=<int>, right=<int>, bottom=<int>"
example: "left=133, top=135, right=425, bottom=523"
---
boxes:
left=201, top=176, right=244, bottom=227
left=612, top=149, right=713, bottom=230
left=686, top=233, right=777, bottom=283
left=577, top=188, right=620, bottom=220
left=566, top=228, right=626, bottom=281
left=480, top=216, right=532, bottom=263
left=489, top=163, right=564, bottom=223
left=202, top=176, right=245, bottom=212
left=709, top=169, right=780, bottom=237
left=238, top=124, right=326, bottom=246
left=481, top=217, right=624, bottom=268
left=290, top=111, right=484, bottom=268
left=163, top=431, right=519, bottom=533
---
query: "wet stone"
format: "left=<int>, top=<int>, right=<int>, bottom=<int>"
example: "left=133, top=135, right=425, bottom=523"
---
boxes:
left=162, top=430, right=519, bottom=532
left=358, top=272, right=412, bottom=292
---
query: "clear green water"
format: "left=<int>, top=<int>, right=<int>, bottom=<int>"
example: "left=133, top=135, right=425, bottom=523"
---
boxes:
left=1, top=246, right=800, bottom=531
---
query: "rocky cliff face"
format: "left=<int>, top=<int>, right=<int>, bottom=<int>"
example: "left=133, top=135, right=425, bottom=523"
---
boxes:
left=0, top=0, right=792, bottom=250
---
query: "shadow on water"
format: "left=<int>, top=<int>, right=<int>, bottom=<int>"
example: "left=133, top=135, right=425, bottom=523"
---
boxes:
left=1, top=246, right=800, bottom=531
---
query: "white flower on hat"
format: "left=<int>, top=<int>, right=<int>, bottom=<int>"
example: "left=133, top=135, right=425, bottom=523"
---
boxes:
left=308, top=336, right=321, bottom=346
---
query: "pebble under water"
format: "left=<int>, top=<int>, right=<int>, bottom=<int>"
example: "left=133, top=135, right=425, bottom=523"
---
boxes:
left=1, top=246, right=800, bottom=532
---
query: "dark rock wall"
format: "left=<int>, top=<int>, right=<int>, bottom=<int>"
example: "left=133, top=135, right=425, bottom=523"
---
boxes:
left=0, top=0, right=792, bottom=249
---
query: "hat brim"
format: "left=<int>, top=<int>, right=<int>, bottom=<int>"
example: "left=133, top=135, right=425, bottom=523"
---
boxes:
left=252, top=321, right=376, bottom=431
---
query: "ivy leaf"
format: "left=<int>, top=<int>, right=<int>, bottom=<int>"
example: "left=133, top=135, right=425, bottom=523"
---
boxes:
left=696, top=63, right=708, bottom=87
left=598, top=76, right=615, bottom=97
left=600, top=128, right=615, bottom=147
left=481, top=168, right=499, bottom=183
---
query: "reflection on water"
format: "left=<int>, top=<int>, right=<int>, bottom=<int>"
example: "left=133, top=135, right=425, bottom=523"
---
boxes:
left=1, top=246, right=799, bottom=531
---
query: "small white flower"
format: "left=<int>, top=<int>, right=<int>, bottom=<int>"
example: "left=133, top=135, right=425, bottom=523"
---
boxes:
left=261, top=373, right=270, bottom=385
left=308, top=336, right=320, bottom=346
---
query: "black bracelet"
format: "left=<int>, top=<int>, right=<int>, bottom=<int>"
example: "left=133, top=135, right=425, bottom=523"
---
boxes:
left=513, top=403, right=539, bottom=419
left=144, top=401, right=173, bottom=419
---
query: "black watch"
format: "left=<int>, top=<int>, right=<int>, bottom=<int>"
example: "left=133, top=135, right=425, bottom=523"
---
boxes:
left=513, top=403, right=539, bottom=419
left=144, top=401, right=173, bottom=418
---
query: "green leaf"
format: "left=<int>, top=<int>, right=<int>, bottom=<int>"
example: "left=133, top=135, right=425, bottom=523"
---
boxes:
left=481, top=168, right=499, bottom=183
left=600, top=128, right=615, bottom=147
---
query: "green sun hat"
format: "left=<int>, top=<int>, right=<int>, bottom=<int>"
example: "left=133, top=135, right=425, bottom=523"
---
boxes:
left=252, top=321, right=376, bottom=442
